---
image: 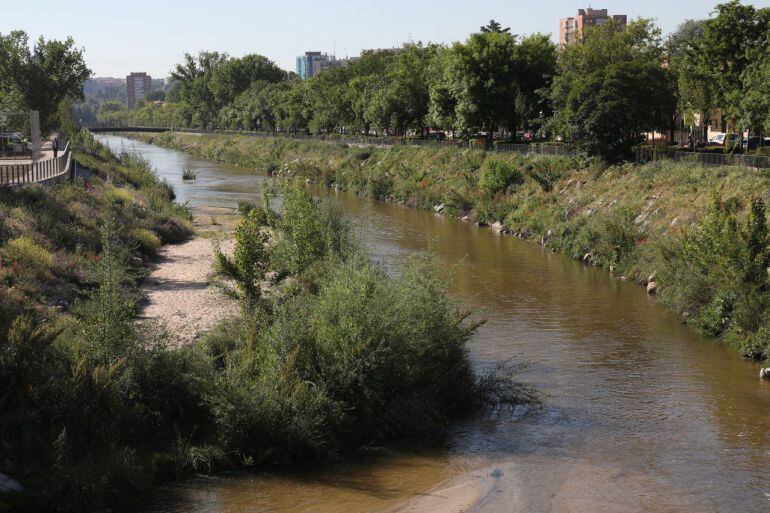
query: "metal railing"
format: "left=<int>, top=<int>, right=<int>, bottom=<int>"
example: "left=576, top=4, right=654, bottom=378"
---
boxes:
left=0, top=141, right=72, bottom=186
left=637, top=147, right=770, bottom=169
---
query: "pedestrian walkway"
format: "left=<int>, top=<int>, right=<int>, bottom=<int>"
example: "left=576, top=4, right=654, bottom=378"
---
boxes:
left=0, top=134, right=71, bottom=186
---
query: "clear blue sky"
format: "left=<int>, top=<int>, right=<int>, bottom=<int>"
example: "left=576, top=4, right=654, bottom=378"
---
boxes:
left=4, top=0, right=770, bottom=78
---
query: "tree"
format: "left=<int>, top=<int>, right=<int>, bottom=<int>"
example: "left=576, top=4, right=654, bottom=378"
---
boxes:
left=426, top=47, right=457, bottom=131
left=550, top=19, right=677, bottom=160
left=365, top=45, right=434, bottom=136
left=667, top=19, right=711, bottom=143
left=209, top=54, right=286, bottom=109
left=514, top=34, right=557, bottom=133
left=437, top=30, right=520, bottom=143
left=171, top=51, right=229, bottom=127
left=738, top=47, right=770, bottom=137
left=480, top=20, right=510, bottom=34
left=694, top=1, right=770, bottom=129
left=305, top=66, right=353, bottom=133
left=0, top=31, right=91, bottom=131
left=345, top=50, right=397, bottom=135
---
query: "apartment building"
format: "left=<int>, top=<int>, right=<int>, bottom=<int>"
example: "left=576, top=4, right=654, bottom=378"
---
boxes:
left=126, top=72, right=152, bottom=110
left=295, top=52, right=355, bottom=79
left=559, top=8, right=627, bottom=47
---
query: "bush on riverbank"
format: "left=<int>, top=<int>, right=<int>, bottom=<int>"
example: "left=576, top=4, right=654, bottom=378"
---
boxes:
left=206, top=181, right=509, bottom=464
left=132, top=132, right=770, bottom=360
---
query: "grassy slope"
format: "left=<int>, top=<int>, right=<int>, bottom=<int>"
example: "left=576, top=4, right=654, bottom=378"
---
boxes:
left=130, top=131, right=770, bottom=359
left=0, top=133, right=192, bottom=320
left=0, top=134, right=196, bottom=512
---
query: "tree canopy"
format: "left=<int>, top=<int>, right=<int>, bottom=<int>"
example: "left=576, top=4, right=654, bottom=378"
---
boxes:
left=0, top=30, right=91, bottom=130
left=550, top=19, right=677, bottom=160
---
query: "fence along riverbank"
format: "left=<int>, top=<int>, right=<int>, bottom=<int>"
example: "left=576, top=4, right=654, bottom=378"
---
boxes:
left=0, top=140, right=72, bottom=186
left=85, top=125, right=770, bottom=170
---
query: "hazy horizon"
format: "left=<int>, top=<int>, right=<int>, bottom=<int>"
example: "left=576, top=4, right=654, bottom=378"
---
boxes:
left=5, top=0, right=770, bottom=78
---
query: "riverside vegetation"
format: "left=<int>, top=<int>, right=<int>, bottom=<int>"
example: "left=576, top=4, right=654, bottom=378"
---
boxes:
left=0, top=132, right=523, bottom=512
left=133, top=131, right=770, bottom=362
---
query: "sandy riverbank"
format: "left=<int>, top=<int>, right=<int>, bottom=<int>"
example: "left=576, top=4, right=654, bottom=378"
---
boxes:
left=389, top=469, right=493, bottom=513
left=139, top=232, right=237, bottom=346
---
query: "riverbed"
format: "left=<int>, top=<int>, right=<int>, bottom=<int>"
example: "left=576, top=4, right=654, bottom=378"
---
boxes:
left=98, top=134, right=770, bottom=513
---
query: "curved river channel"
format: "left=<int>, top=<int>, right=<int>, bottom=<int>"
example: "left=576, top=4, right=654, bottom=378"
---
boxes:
left=98, top=135, right=770, bottom=513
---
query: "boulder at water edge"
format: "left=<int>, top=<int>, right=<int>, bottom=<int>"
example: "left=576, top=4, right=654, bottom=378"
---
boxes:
left=647, top=281, right=658, bottom=294
left=760, top=368, right=770, bottom=380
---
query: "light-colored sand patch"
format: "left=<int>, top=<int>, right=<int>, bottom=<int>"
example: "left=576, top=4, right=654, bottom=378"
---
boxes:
left=140, top=237, right=237, bottom=345
left=389, top=469, right=492, bottom=513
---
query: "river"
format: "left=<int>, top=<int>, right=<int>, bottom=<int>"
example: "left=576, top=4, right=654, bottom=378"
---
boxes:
left=98, top=134, right=770, bottom=513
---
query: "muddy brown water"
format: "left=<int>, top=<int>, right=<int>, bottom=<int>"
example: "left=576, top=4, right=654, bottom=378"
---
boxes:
left=98, top=135, right=770, bottom=513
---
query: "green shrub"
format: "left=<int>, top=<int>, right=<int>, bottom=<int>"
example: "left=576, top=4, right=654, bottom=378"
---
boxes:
left=526, top=159, right=566, bottom=192
left=736, top=327, right=770, bottom=360
left=572, top=206, right=640, bottom=269
left=131, top=228, right=161, bottom=257
left=271, top=181, right=353, bottom=275
left=478, top=157, right=523, bottom=197
left=4, top=236, right=54, bottom=270
left=214, top=208, right=270, bottom=308
left=105, top=187, right=135, bottom=206
left=659, top=195, right=770, bottom=346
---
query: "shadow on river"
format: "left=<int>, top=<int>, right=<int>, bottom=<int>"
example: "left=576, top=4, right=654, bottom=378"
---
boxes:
left=97, top=134, right=770, bottom=513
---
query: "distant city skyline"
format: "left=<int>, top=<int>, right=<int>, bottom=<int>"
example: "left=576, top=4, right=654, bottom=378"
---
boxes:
left=4, top=0, right=770, bottom=77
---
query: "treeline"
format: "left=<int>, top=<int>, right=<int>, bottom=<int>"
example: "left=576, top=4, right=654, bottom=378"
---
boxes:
left=102, top=1, right=770, bottom=160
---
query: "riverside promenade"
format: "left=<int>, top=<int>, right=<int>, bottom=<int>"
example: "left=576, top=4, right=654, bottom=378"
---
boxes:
left=0, top=135, right=72, bottom=186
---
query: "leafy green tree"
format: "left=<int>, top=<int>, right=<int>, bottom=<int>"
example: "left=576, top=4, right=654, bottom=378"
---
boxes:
left=550, top=19, right=676, bottom=160
left=215, top=208, right=270, bottom=308
left=514, top=34, right=557, bottom=133
left=209, top=54, right=286, bottom=109
left=438, top=29, right=520, bottom=143
left=305, top=66, right=353, bottom=133
left=738, top=47, right=770, bottom=137
left=692, top=1, right=770, bottom=129
left=480, top=20, right=511, bottom=34
left=171, top=51, right=228, bottom=127
left=426, top=47, right=458, bottom=131
left=365, top=45, right=434, bottom=136
left=274, top=78, right=309, bottom=132
left=667, top=19, right=712, bottom=142
left=0, top=31, right=91, bottom=130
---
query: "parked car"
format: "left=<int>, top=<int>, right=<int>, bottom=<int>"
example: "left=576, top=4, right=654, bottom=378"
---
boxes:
left=708, top=133, right=740, bottom=146
left=0, top=133, right=32, bottom=156
left=743, top=136, right=764, bottom=150
left=708, top=133, right=725, bottom=144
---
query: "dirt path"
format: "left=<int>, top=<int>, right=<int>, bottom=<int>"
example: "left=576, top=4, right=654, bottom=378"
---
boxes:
left=139, top=235, right=237, bottom=346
